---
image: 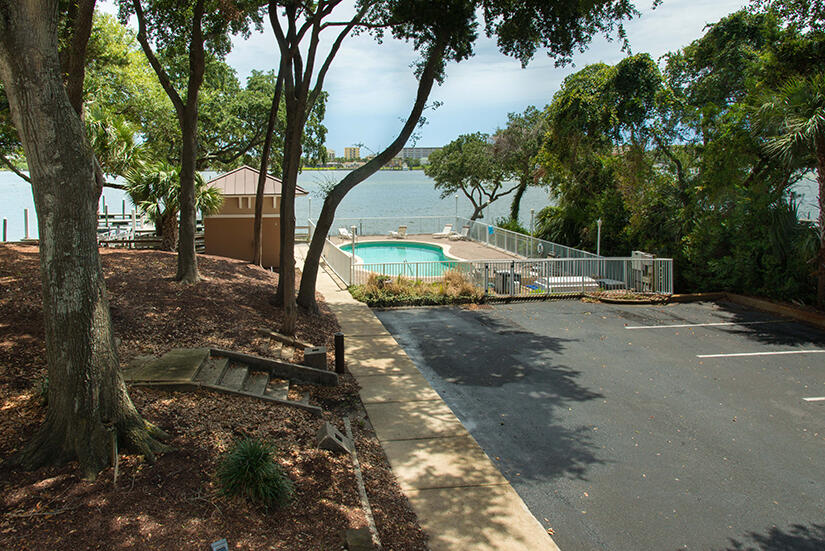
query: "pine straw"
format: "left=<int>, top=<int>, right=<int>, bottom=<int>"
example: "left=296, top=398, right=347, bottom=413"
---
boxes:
left=0, top=244, right=428, bottom=550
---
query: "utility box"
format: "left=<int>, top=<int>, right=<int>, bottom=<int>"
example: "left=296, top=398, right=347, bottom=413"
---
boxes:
left=631, top=250, right=655, bottom=292
left=494, top=270, right=520, bottom=294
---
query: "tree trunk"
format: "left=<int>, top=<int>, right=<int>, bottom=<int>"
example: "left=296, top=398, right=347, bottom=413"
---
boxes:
left=276, top=105, right=303, bottom=335
left=174, top=0, right=206, bottom=284
left=0, top=1, right=168, bottom=479
left=816, top=140, right=825, bottom=308
left=176, top=105, right=199, bottom=282
left=160, top=210, right=179, bottom=251
left=296, top=41, right=447, bottom=312
left=509, top=177, right=528, bottom=222
left=253, top=70, right=284, bottom=266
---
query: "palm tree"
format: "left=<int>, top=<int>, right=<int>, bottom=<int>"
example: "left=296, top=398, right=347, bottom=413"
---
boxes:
left=125, top=161, right=222, bottom=251
left=85, top=107, right=143, bottom=178
left=759, top=73, right=825, bottom=307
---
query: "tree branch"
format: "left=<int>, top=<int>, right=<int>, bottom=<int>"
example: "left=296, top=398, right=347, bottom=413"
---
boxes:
left=308, top=3, right=370, bottom=109
left=132, top=0, right=185, bottom=120
left=0, top=153, right=30, bottom=183
left=186, top=0, right=206, bottom=111
left=61, top=0, right=96, bottom=114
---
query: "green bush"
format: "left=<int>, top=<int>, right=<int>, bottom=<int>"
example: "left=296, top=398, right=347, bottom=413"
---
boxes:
left=217, top=438, right=293, bottom=509
left=494, top=217, right=530, bottom=235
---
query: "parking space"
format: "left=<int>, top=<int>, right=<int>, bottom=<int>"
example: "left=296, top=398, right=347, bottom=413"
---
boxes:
left=375, top=300, right=825, bottom=551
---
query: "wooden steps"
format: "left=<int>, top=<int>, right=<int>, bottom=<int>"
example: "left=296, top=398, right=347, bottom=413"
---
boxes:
left=124, top=347, right=334, bottom=416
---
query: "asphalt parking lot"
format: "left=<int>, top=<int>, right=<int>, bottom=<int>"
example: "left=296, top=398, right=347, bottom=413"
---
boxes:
left=375, top=300, right=825, bottom=551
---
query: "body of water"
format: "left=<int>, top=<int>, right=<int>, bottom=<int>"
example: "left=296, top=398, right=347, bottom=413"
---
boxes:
left=0, top=169, right=819, bottom=242
left=0, top=169, right=551, bottom=242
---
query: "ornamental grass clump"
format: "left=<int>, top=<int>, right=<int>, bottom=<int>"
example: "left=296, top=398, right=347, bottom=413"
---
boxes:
left=217, top=438, right=294, bottom=509
left=351, top=270, right=483, bottom=306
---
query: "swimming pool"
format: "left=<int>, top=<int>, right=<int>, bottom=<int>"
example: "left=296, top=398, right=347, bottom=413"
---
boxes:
left=340, top=241, right=459, bottom=277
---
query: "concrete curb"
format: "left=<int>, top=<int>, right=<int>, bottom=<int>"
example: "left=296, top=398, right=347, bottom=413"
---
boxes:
left=723, top=293, right=825, bottom=332
left=665, top=292, right=825, bottom=332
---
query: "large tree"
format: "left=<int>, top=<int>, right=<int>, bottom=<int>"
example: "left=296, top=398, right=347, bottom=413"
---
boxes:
left=120, top=0, right=263, bottom=282
left=0, top=0, right=168, bottom=478
left=293, top=0, right=641, bottom=316
left=493, top=106, right=546, bottom=224
left=427, top=132, right=519, bottom=220
left=758, top=74, right=825, bottom=306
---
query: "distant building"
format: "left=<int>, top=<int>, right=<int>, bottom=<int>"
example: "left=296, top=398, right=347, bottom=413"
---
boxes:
left=344, top=147, right=360, bottom=160
left=203, top=166, right=307, bottom=268
left=326, top=148, right=335, bottom=160
left=399, top=147, right=440, bottom=160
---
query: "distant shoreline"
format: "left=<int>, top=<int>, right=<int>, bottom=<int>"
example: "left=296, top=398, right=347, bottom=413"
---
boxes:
left=301, top=166, right=425, bottom=171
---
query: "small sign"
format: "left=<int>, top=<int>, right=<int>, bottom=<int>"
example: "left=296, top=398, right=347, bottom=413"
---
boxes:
left=211, top=539, right=229, bottom=551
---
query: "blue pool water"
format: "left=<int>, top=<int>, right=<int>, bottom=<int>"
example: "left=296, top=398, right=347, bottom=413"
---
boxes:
left=340, top=241, right=455, bottom=263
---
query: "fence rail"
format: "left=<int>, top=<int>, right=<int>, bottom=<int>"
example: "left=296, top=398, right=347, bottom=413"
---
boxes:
left=319, top=215, right=599, bottom=260
left=324, top=216, right=458, bottom=239
left=311, top=219, right=355, bottom=285
left=315, top=215, right=674, bottom=296
left=351, top=257, right=674, bottom=296
left=455, top=217, right=598, bottom=260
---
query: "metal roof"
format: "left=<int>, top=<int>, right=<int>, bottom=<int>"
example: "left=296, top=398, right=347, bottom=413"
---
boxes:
left=206, top=165, right=308, bottom=196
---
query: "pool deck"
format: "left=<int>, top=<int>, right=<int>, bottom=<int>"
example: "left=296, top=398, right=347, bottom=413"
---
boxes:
left=329, top=234, right=521, bottom=261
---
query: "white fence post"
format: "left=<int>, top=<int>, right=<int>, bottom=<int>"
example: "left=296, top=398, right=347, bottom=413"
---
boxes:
left=23, top=208, right=29, bottom=240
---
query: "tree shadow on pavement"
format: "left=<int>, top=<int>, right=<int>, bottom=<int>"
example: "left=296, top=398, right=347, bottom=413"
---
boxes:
left=377, top=306, right=607, bottom=483
left=720, top=523, right=825, bottom=551
left=712, top=302, right=825, bottom=347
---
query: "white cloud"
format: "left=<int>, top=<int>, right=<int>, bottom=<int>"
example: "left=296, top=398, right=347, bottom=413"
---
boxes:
left=103, top=0, right=750, bottom=151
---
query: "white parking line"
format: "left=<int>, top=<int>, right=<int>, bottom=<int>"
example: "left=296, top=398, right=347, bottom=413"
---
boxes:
left=697, top=350, right=825, bottom=359
left=626, top=320, right=786, bottom=330
left=803, top=397, right=825, bottom=402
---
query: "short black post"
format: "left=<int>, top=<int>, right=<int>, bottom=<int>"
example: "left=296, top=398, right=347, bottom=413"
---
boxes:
left=334, top=332, right=345, bottom=374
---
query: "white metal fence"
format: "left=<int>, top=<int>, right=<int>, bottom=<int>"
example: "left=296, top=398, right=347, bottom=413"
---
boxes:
left=351, top=257, right=674, bottom=296
left=455, top=217, right=599, bottom=260
left=325, top=216, right=458, bottom=238
left=320, top=215, right=599, bottom=260
left=313, top=216, right=674, bottom=295
left=309, top=219, right=356, bottom=284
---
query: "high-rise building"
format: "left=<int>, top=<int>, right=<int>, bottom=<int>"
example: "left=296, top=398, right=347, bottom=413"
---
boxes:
left=399, top=147, right=440, bottom=160
left=326, top=148, right=335, bottom=160
left=344, top=147, right=360, bottom=160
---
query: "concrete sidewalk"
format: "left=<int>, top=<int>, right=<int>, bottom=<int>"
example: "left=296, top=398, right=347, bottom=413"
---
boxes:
left=299, top=245, right=559, bottom=550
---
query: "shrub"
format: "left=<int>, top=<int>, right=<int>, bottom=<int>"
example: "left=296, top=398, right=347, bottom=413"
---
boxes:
left=495, top=216, right=530, bottom=235
left=351, top=270, right=484, bottom=307
left=217, top=438, right=293, bottom=509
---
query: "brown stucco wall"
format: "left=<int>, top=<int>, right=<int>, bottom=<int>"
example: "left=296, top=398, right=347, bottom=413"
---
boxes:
left=217, top=195, right=280, bottom=216
left=204, top=216, right=281, bottom=268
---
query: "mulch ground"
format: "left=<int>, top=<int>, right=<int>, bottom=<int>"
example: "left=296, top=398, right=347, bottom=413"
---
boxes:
left=0, top=244, right=429, bottom=550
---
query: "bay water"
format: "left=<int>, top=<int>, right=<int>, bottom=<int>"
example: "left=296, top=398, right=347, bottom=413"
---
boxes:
left=0, top=169, right=551, bottom=242
left=0, top=169, right=819, bottom=243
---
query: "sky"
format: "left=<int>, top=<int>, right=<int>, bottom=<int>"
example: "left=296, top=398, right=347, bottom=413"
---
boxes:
left=103, top=0, right=750, bottom=154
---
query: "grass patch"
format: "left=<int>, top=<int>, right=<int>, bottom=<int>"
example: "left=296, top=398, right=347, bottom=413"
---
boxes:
left=217, top=438, right=294, bottom=510
left=350, top=269, right=484, bottom=307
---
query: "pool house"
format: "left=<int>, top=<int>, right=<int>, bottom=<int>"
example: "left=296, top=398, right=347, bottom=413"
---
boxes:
left=204, top=166, right=307, bottom=268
